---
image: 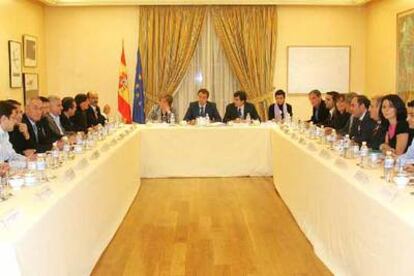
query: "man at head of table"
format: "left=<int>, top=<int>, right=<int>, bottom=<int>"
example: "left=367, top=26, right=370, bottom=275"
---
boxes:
left=223, top=90, right=261, bottom=123
left=183, top=88, right=222, bottom=123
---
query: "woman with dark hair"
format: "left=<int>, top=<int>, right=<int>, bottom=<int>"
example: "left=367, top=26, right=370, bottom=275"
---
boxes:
left=72, top=93, right=90, bottom=132
left=379, top=94, right=409, bottom=155
left=330, top=94, right=350, bottom=130
left=369, top=95, right=387, bottom=150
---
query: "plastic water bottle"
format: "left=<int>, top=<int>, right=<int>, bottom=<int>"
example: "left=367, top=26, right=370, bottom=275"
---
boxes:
left=359, top=141, right=369, bottom=168
left=384, top=151, right=394, bottom=183
left=343, top=134, right=351, bottom=157
left=170, top=113, right=175, bottom=125
left=329, top=129, right=336, bottom=149
left=205, top=113, right=210, bottom=124
left=246, top=113, right=251, bottom=123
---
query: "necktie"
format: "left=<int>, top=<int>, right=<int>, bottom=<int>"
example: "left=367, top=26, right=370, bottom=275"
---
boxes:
left=237, top=108, right=242, bottom=118
left=33, top=123, right=39, bottom=142
left=200, top=106, right=205, bottom=117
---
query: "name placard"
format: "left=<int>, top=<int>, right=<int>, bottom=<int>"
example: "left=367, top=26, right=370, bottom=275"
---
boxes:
left=319, top=149, right=332, bottom=160
left=334, top=158, right=348, bottom=169
left=0, top=209, right=21, bottom=229
left=379, top=186, right=398, bottom=202
left=90, top=150, right=101, bottom=160
left=62, top=168, right=76, bottom=182
left=35, top=185, right=53, bottom=201
left=76, top=158, right=89, bottom=170
left=307, top=142, right=318, bottom=152
left=353, top=170, right=370, bottom=185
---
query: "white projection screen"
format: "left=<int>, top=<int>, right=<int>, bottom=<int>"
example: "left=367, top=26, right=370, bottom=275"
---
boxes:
left=287, top=46, right=350, bottom=94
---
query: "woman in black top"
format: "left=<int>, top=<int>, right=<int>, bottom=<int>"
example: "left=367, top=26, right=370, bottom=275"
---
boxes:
left=331, top=94, right=350, bottom=130
left=369, top=95, right=387, bottom=150
left=379, top=94, right=409, bottom=155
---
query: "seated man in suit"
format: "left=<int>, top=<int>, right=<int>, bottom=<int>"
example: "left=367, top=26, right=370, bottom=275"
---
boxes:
left=268, top=89, right=293, bottom=121
left=348, top=95, right=377, bottom=146
left=183, top=89, right=222, bottom=122
left=13, top=97, right=55, bottom=154
left=147, top=94, right=177, bottom=123
left=72, top=93, right=90, bottom=132
left=45, top=96, right=65, bottom=143
left=86, top=91, right=106, bottom=127
left=308, top=89, right=330, bottom=125
left=60, top=97, right=77, bottom=134
left=6, top=99, right=35, bottom=157
left=223, top=91, right=260, bottom=123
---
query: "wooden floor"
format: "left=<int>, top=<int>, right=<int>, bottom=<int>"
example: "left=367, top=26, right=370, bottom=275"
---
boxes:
left=92, top=177, right=332, bottom=276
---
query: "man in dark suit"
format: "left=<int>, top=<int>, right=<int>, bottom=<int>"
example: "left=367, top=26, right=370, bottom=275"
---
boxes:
left=308, top=89, right=330, bottom=125
left=44, top=96, right=64, bottom=143
left=223, top=91, right=260, bottom=123
left=268, top=90, right=293, bottom=121
left=348, top=95, right=377, bottom=146
left=11, top=97, right=54, bottom=154
left=6, top=100, right=35, bottom=157
left=183, top=89, right=222, bottom=122
left=60, top=97, right=77, bottom=134
left=86, top=92, right=106, bottom=127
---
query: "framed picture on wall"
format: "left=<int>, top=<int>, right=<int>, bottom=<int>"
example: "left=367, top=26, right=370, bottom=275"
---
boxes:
left=23, top=35, right=37, bottom=68
left=23, top=73, right=39, bottom=105
left=8, top=40, right=23, bottom=88
left=397, top=8, right=414, bottom=101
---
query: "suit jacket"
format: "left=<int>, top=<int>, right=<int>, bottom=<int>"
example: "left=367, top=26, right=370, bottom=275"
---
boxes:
left=45, top=114, right=64, bottom=142
left=72, top=110, right=89, bottom=132
left=267, top=103, right=293, bottom=120
left=16, top=114, right=54, bottom=154
left=223, top=102, right=261, bottom=123
left=9, top=126, right=30, bottom=155
left=310, top=100, right=330, bottom=125
left=60, top=113, right=76, bottom=134
left=349, top=113, right=377, bottom=146
left=183, top=101, right=222, bottom=122
left=86, top=106, right=106, bottom=127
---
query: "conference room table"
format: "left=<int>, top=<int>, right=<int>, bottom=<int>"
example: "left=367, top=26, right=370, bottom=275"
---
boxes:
left=272, top=126, right=414, bottom=276
left=0, top=125, right=141, bottom=276
left=2, top=121, right=414, bottom=275
left=138, top=123, right=274, bottom=178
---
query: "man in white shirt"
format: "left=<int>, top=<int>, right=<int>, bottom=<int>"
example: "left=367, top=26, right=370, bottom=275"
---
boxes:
left=0, top=101, right=26, bottom=169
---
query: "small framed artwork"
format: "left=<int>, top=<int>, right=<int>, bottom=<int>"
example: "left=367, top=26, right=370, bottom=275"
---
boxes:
left=23, top=73, right=39, bottom=105
left=8, top=41, right=23, bottom=88
left=23, top=35, right=37, bottom=68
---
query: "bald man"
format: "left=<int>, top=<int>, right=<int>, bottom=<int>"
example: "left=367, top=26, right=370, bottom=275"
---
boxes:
left=86, top=91, right=106, bottom=127
left=11, top=97, right=54, bottom=154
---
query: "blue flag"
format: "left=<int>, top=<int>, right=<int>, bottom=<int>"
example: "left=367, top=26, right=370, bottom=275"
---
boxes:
left=133, top=49, right=145, bottom=123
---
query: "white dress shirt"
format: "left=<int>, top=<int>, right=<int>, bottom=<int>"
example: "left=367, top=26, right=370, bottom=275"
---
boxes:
left=0, top=126, right=26, bottom=167
left=50, top=113, right=64, bottom=135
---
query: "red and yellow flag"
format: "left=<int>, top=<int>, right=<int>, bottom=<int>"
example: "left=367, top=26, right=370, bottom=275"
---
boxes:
left=118, top=44, right=132, bottom=123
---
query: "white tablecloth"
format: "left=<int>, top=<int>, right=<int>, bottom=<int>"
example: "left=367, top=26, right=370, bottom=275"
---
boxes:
left=272, top=128, right=414, bottom=276
left=139, top=125, right=273, bottom=178
left=0, top=126, right=141, bottom=276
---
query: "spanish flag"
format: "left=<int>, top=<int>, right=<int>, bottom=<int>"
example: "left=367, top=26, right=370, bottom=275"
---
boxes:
left=118, top=43, right=132, bottom=123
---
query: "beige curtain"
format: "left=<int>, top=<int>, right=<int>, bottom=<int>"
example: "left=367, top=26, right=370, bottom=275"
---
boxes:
left=139, top=6, right=207, bottom=113
left=212, top=6, right=277, bottom=101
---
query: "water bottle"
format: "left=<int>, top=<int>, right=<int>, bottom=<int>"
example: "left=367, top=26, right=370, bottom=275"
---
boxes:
left=359, top=141, right=369, bottom=168
left=329, top=129, right=336, bottom=149
left=343, top=134, right=351, bottom=157
left=384, top=151, right=394, bottom=183
left=206, top=113, right=210, bottom=124
left=246, top=113, right=251, bottom=123
left=170, top=113, right=175, bottom=125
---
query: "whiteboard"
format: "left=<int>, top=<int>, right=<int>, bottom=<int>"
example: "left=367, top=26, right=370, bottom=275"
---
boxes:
left=288, top=46, right=350, bottom=94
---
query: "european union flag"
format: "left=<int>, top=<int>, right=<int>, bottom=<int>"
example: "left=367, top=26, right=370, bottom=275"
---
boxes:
left=133, top=49, right=145, bottom=123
